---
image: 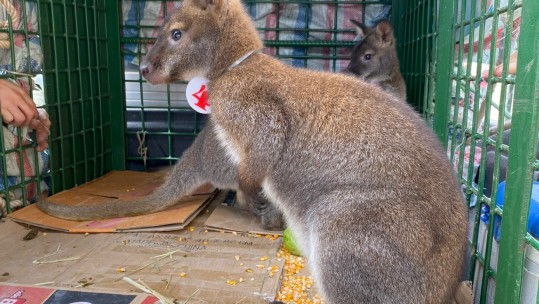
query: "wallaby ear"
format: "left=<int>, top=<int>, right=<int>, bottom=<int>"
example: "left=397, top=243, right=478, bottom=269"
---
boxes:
left=375, top=20, right=395, bottom=46
left=350, top=19, right=369, bottom=39
left=194, top=0, right=225, bottom=11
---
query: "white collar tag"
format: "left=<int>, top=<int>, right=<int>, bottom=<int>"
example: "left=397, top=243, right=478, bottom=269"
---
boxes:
left=186, top=76, right=211, bottom=114
left=185, top=50, right=257, bottom=114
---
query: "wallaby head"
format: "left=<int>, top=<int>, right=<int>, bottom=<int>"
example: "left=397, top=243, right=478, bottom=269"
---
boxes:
left=347, top=19, right=407, bottom=100
left=140, top=0, right=263, bottom=84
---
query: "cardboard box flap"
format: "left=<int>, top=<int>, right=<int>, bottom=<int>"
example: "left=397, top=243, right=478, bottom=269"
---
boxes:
left=8, top=171, right=217, bottom=233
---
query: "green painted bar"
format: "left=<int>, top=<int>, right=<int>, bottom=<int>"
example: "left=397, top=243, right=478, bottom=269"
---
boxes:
left=432, top=0, right=455, bottom=147
left=92, top=1, right=106, bottom=178
left=106, top=0, right=126, bottom=170
left=33, top=0, right=124, bottom=193
left=482, top=2, right=515, bottom=302
left=494, top=0, right=539, bottom=302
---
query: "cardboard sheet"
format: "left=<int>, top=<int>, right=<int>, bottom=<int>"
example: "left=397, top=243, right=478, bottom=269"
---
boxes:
left=8, top=171, right=216, bottom=233
left=0, top=193, right=284, bottom=303
left=204, top=204, right=283, bottom=236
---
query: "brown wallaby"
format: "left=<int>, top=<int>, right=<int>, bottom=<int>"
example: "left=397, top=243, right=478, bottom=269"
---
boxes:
left=347, top=19, right=407, bottom=101
left=37, top=119, right=284, bottom=230
left=133, top=0, right=466, bottom=303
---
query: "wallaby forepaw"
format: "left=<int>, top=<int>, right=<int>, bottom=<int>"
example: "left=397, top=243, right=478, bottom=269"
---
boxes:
left=261, top=209, right=285, bottom=231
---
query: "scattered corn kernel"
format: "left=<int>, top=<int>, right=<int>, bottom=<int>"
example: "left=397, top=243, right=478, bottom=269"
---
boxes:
left=122, top=240, right=129, bottom=245
left=259, top=256, right=269, bottom=261
left=43, top=233, right=47, bottom=236
left=239, top=278, right=244, bottom=283
left=245, top=268, right=253, bottom=273
left=84, top=232, right=89, bottom=236
left=179, top=272, right=187, bottom=277
left=188, top=227, right=195, bottom=232
left=203, top=240, right=208, bottom=245
left=227, top=280, right=237, bottom=286
left=275, top=245, right=324, bottom=303
left=116, top=268, right=126, bottom=272
left=235, top=255, right=241, bottom=261
left=239, top=262, right=244, bottom=266
left=204, top=229, right=208, bottom=233
left=256, top=264, right=265, bottom=269
left=263, top=234, right=280, bottom=241
left=232, top=231, right=238, bottom=235
left=268, top=265, right=280, bottom=278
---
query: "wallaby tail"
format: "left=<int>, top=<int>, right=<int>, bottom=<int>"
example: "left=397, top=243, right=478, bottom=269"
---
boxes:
left=36, top=167, right=205, bottom=221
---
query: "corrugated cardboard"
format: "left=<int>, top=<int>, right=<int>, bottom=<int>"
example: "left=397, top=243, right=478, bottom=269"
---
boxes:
left=0, top=192, right=284, bottom=303
left=8, top=171, right=216, bottom=233
left=204, top=204, right=283, bottom=236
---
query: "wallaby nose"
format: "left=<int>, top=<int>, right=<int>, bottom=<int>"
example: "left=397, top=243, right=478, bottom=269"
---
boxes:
left=140, top=65, right=149, bottom=78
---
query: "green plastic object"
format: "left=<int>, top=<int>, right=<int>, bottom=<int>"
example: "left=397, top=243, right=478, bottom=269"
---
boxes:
left=283, top=228, right=302, bottom=256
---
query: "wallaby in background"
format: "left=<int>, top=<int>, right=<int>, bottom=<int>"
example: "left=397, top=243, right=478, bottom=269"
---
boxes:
left=133, top=0, right=467, bottom=303
left=37, top=119, right=284, bottom=230
left=347, top=19, right=407, bottom=101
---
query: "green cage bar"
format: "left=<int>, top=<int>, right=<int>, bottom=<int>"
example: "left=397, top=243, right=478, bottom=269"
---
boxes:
left=38, top=0, right=125, bottom=193
left=494, top=0, right=539, bottom=302
left=432, top=0, right=456, bottom=145
left=393, top=0, right=438, bottom=115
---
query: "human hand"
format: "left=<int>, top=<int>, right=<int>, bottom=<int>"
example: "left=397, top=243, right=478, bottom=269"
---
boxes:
left=29, top=109, right=50, bottom=152
left=0, top=79, right=39, bottom=126
left=0, top=79, right=50, bottom=151
left=482, top=52, right=518, bottom=78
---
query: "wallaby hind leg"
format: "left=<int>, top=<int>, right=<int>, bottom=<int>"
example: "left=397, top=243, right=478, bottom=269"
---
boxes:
left=309, top=196, right=458, bottom=304
left=236, top=190, right=285, bottom=230
left=313, top=234, right=428, bottom=304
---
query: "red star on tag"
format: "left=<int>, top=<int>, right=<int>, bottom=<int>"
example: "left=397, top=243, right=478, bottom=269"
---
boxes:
left=192, top=85, right=210, bottom=110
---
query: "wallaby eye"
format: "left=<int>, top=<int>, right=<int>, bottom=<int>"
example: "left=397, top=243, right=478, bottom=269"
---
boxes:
left=171, top=29, right=182, bottom=41
left=364, top=54, right=373, bottom=60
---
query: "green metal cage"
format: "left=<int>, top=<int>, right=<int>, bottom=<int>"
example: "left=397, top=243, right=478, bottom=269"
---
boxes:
left=395, top=0, right=539, bottom=303
left=0, top=0, right=51, bottom=216
left=1, top=0, right=539, bottom=303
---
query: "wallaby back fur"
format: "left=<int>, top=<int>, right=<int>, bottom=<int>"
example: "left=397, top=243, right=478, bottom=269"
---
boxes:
left=347, top=19, right=407, bottom=101
left=37, top=119, right=284, bottom=230
left=135, top=1, right=468, bottom=303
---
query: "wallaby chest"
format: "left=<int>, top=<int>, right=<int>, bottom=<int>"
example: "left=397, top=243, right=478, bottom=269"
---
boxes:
left=213, top=122, right=242, bottom=166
